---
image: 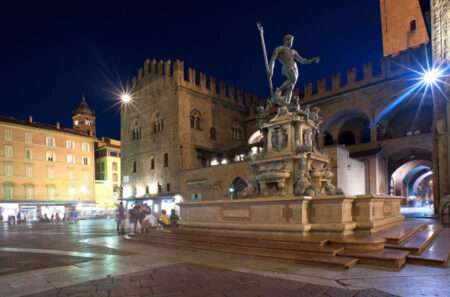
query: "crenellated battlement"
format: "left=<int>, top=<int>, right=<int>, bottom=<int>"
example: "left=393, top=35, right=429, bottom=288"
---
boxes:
left=131, top=58, right=265, bottom=113
left=296, top=43, right=429, bottom=104
left=129, top=43, right=429, bottom=116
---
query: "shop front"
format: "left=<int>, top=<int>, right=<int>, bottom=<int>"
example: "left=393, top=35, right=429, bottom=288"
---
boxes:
left=0, top=203, right=19, bottom=221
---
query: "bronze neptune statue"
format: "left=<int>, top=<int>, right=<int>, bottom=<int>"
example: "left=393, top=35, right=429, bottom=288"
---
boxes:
left=257, top=23, right=320, bottom=106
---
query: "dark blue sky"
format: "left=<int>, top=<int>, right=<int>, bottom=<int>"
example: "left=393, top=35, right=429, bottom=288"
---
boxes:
left=0, top=0, right=382, bottom=140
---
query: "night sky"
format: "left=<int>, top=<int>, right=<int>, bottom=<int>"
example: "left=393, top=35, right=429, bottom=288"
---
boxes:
left=1, top=0, right=382, bottom=140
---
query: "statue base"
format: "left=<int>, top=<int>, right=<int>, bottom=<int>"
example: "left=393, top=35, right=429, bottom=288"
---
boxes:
left=178, top=195, right=404, bottom=236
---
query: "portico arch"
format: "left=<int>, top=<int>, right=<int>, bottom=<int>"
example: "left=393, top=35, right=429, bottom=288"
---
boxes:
left=228, top=177, right=247, bottom=199
left=321, top=108, right=371, bottom=147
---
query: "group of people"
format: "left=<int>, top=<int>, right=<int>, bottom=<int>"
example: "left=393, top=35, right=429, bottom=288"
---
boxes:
left=116, top=202, right=179, bottom=234
left=5, top=211, right=77, bottom=224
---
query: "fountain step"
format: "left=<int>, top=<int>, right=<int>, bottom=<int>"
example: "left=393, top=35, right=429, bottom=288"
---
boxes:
left=328, top=234, right=386, bottom=251
left=374, top=221, right=428, bottom=244
left=126, top=233, right=358, bottom=269
left=170, top=228, right=328, bottom=245
left=385, top=224, right=443, bottom=255
left=407, top=227, right=450, bottom=267
left=336, top=248, right=409, bottom=269
left=136, top=229, right=342, bottom=255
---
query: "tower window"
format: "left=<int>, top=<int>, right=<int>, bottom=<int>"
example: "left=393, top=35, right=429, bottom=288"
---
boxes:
left=410, top=20, right=416, bottom=31
left=131, top=128, right=142, bottom=140
left=210, top=127, right=217, bottom=141
left=167, top=183, right=171, bottom=192
left=231, top=128, right=241, bottom=140
left=153, top=120, right=164, bottom=133
left=164, top=153, right=168, bottom=167
left=151, top=157, right=155, bottom=170
left=190, top=110, right=201, bottom=130
left=133, top=161, right=137, bottom=173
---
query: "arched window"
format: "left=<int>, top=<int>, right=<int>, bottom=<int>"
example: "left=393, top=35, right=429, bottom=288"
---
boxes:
left=164, top=153, right=168, bottom=167
left=190, top=110, right=201, bottom=130
left=150, top=157, right=155, bottom=170
left=130, top=119, right=142, bottom=140
left=151, top=110, right=163, bottom=133
left=231, top=122, right=242, bottom=140
left=210, top=127, right=217, bottom=141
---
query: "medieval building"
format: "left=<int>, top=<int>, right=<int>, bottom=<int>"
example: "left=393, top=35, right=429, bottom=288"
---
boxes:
left=121, top=0, right=448, bottom=215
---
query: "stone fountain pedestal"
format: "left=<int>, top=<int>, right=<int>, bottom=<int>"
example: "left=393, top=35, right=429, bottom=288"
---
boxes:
left=179, top=107, right=404, bottom=236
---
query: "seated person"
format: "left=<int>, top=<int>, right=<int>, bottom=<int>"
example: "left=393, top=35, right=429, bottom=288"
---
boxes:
left=170, top=209, right=180, bottom=227
left=142, top=208, right=158, bottom=233
left=159, top=210, right=171, bottom=227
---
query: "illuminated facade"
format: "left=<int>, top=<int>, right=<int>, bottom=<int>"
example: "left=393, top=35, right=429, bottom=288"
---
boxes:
left=94, top=137, right=121, bottom=212
left=0, top=111, right=96, bottom=220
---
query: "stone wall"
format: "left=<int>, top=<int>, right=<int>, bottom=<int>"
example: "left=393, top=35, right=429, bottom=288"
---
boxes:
left=179, top=160, right=250, bottom=201
left=380, top=0, right=430, bottom=57
left=121, top=71, right=180, bottom=197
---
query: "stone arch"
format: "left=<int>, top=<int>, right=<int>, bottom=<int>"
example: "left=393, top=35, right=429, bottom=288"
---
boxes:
left=388, top=147, right=433, bottom=200
left=228, top=176, right=248, bottom=199
left=248, top=130, right=263, bottom=144
left=387, top=147, right=432, bottom=176
left=321, top=108, right=371, bottom=147
left=379, top=106, right=432, bottom=140
left=372, top=90, right=433, bottom=140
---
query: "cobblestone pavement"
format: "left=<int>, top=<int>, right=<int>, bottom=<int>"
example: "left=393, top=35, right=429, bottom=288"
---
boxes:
left=0, top=220, right=132, bottom=257
left=1, top=220, right=448, bottom=297
left=0, top=252, right=94, bottom=276
left=23, top=263, right=395, bottom=297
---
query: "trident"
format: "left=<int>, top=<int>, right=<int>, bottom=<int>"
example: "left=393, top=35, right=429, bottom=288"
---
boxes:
left=257, top=22, right=274, bottom=100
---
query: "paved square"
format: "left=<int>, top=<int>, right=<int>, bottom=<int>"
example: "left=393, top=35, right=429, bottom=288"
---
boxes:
left=23, top=263, right=395, bottom=297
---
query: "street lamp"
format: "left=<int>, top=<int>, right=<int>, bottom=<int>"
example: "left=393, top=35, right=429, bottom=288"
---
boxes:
left=423, top=69, right=438, bottom=85
left=121, top=93, right=132, bottom=103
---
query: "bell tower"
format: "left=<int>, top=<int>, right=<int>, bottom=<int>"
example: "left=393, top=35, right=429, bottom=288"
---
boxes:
left=73, top=95, right=96, bottom=136
left=380, top=0, right=430, bottom=56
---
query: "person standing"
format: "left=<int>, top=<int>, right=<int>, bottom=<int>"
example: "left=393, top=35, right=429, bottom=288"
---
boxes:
left=117, top=202, right=126, bottom=234
left=170, top=209, right=180, bottom=227
left=129, top=204, right=140, bottom=234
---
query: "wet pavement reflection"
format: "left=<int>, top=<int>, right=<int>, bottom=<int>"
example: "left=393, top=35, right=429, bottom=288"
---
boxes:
left=0, top=219, right=448, bottom=297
